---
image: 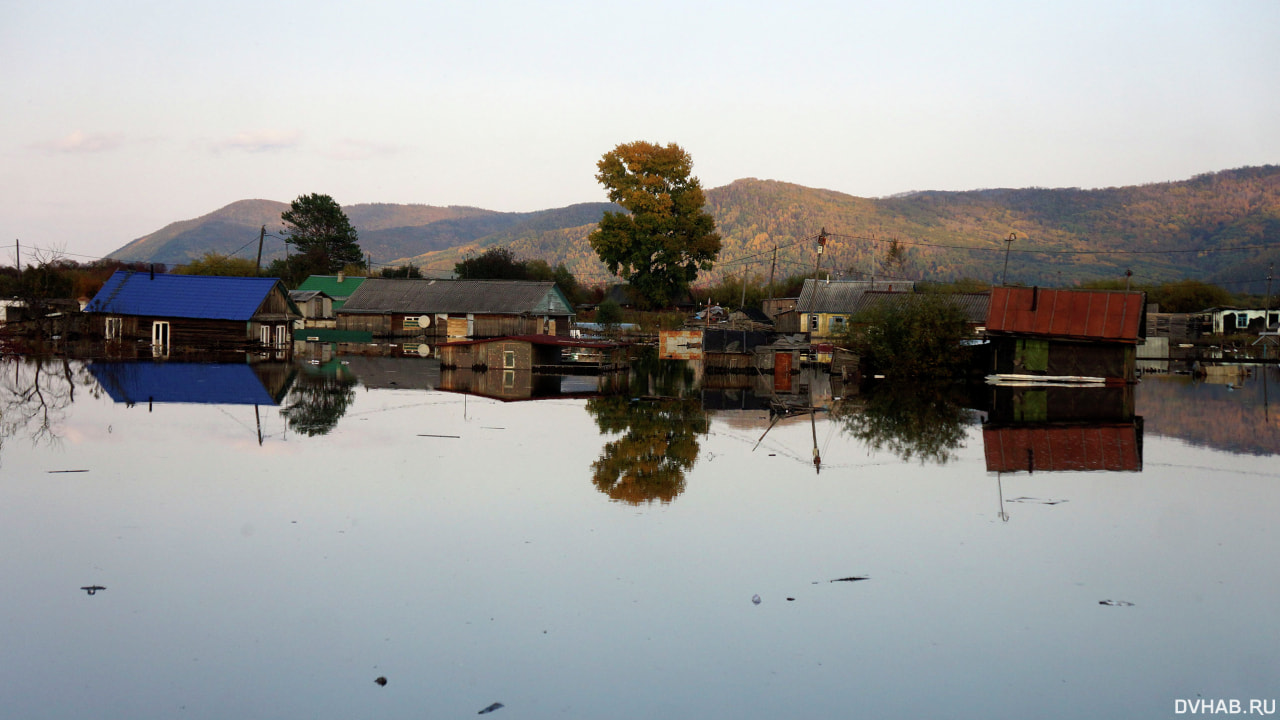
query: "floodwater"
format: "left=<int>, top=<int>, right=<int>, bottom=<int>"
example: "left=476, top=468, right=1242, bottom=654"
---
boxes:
left=1, top=353, right=1278, bottom=719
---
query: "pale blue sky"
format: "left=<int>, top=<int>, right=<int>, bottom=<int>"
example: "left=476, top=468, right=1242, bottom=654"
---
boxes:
left=2, top=0, right=1277, bottom=260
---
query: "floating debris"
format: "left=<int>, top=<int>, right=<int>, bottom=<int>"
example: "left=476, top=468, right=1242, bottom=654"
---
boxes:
left=478, top=702, right=504, bottom=714
left=830, top=576, right=869, bottom=583
left=80, top=585, right=105, bottom=595
left=786, top=597, right=795, bottom=601
left=417, top=434, right=461, bottom=439
left=374, top=676, right=388, bottom=686
left=751, top=594, right=761, bottom=605
left=1008, top=497, right=1069, bottom=505
left=48, top=470, right=89, bottom=474
left=1099, top=600, right=1135, bottom=607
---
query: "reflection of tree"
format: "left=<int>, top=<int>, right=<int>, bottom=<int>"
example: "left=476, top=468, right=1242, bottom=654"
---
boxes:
left=834, top=382, right=973, bottom=464
left=0, top=355, right=94, bottom=464
left=280, top=366, right=357, bottom=436
left=585, top=350, right=708, bottom=504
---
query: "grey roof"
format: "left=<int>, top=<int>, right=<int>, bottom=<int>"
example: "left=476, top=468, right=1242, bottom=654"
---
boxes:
left=796, top=279, right=916, bottom=313
left=339, top=278, right=574, bottom=316
left=289, top=290, right=330, bottom=302
left=847, top=291, right=991, bottom=324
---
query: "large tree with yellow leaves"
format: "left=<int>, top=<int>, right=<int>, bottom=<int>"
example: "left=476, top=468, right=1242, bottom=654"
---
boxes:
left=589, top=141, right=721, bottom=308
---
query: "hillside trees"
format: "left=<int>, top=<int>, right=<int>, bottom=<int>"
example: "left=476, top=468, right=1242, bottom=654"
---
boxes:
left=589, top=142, right=721, bottom=308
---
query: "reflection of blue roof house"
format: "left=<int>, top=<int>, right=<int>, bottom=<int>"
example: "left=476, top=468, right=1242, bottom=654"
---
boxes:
left=84, top=271, right=300, bottom=348
left=88, top=362, right=295, bottom=406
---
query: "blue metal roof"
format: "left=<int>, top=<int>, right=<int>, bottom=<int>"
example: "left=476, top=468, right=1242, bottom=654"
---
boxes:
left=85, top=271, right=285, bottom=321
left=88, top=362, right=285, bottom=406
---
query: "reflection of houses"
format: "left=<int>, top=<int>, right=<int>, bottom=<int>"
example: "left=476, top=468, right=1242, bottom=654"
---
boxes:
left=336, top=278, right=575, bottom=339
left=84, top=271, right=300, bottom=350
left=986, top=287, right=1146, bottom=384
left=438, top=367, right=621, bottom=402
left=340, top=355, right=441, bottom=390
left=438, top=335, right=628, bottom=373
left=87, top=361, right=296, bottom=406
left=982, top=385, right=1143, bottom=472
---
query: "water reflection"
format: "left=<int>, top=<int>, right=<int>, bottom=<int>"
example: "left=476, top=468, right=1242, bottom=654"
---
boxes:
left=832, top=382, right=974, bottom=464
left=1138, top=369, right=1280, bottom=455
left=280, top=361, right=358, bottom=437
left=982, top=385, right=1144, bottom=473
left=88, top=360, right=295, bottom=407
left=0, top=355, right=93, bottom=461
left=585, top=351, right=709, bottom=504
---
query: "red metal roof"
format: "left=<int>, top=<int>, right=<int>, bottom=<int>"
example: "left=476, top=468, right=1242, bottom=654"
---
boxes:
left=985, top=287, right=1144, bottom=342
left=983, top=424, right=1142, bottom=472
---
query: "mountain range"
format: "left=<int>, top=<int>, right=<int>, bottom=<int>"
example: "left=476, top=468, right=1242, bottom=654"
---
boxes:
left=109, top=165, right=1280, bottom=292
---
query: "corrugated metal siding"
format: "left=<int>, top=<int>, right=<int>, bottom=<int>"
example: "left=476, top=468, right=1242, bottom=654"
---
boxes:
left=986, top=287, right=1144, bottom=342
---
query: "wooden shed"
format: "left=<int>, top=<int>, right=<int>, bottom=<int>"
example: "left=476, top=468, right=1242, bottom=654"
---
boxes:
left=985, top=287, right=1146, bottom=384
left=336, top=278, right=575, bottom=339
left=84, top=271, right=300, bottom=350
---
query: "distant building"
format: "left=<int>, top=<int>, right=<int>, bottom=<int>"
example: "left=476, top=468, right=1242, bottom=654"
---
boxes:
left=84, top=271, right=300, bottom=350
left=336, top=278, right=575, bottom=339
left=296, top=273, right=366, bottom=311
left=1200, top=307, right=1280, bottom=335
left=793, top=279, right=916, bottom=339
left=289, top=290, right=334, bottom=325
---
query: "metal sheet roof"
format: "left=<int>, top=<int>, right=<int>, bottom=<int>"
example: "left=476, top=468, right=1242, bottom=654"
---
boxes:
left=84, top=271, right=288, bottom=321
left=339, top=278, right=573, bottom=316
left=295, top=275, right=365, bottom=299
left=985, top=287, right=1144, bottom=342
left=796, top=279, right=916, bottom=313
left=983, top=424, right=1143, bottom=472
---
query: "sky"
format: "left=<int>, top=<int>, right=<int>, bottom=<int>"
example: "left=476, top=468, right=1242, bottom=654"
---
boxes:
left=2, top=0, right=1278, bottom=263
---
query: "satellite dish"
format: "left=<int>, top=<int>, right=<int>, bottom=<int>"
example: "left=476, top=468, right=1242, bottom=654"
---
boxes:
left=417, top=344, right=431, bottom=357
left=418, top=315, right=431, bottom=328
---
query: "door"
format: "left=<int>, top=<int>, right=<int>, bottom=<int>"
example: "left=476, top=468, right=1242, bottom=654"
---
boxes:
left=773, top=351, right=792, bottom=392
left=151, top=321, right=170, bottom=347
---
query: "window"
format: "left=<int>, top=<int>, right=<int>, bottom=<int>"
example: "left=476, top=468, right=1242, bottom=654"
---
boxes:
left=503, top=350, right=516, bottom=369
left=274, top=325, right=289, bottom=346
left=260, top=325, right=271, bottom=345
left=809, top=315, right=819, bottom=331
left=105, top=317, right=122, bottom=341
left=831, top=316, right=846, bottom=331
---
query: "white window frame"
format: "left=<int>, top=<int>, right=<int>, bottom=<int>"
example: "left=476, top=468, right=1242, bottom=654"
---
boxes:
left=105, top=316, right=123, bottom=340
left=275, top=324, right=289, bottom=346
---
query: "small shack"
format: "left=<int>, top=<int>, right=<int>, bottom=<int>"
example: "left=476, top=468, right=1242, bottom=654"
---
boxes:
left=289, top=290, right=334, bottom=326
left=296, top=274, right=366, bottom=312
left=84, top=271, right=300, bottom=350
left=985, top=287, right=1146, bottom=384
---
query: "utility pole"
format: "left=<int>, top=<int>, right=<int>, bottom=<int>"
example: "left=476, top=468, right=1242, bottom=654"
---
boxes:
left=739, top=265, right=748, bottom=311
left=1001, top=232, right=1016, bottom=285
left=14, top=239, right=19, bottom=271
left=1267, top=262, right=1274, bottom=330
left=1124, top=268, right=1133, bottom=292
left=255, top=226, right=265, bottom=273
left=767, top=246, right=777, bottom=304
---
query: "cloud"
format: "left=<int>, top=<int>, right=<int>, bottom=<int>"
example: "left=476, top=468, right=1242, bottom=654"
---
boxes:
left=325, top=138, right=405, bottom=161
left=210, top=129, right=303, bottom=154
left=34, top=131, right=125, bottom=154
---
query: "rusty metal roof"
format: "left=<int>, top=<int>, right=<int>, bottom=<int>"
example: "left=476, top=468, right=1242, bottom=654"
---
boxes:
left=983, top=424, right=1143, bottom=472
left=985, top=287, right=1145, bottom=342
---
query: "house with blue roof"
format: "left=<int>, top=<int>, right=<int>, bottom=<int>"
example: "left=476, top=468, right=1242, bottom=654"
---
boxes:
left=84, top=270, right=301, bottom=349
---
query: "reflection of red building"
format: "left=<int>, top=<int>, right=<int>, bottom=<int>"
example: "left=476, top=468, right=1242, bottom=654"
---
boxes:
left=983, top=421, right=1143, bottom=473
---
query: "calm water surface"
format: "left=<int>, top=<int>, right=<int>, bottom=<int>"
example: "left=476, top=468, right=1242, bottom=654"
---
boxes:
left=1, top=356, right=1277, bottom=719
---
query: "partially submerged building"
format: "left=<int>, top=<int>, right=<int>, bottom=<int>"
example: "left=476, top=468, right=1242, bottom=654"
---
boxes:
left=779, top=279, right=916, bottom=338
left=985, top=286, right=1146, bottom=384
left=336, top=278, right=575, bottom=339
left=84, top=271, right=300, bottom=350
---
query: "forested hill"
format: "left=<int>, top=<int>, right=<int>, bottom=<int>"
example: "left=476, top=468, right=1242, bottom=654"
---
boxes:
left=110, top=166, right=1280, bottom=291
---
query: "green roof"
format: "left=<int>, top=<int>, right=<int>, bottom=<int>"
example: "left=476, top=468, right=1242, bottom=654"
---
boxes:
left=296, top=275, right=367, bottom=310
